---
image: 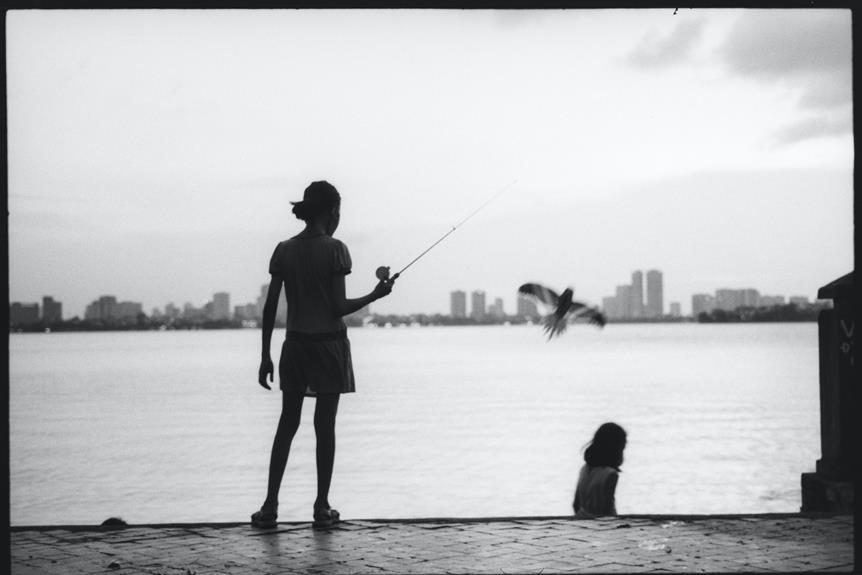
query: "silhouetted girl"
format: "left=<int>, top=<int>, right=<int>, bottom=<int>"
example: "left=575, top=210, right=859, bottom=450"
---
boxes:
left=252, top=181, right=393, bottom=529
left=573, top=422, right=627, bottom=518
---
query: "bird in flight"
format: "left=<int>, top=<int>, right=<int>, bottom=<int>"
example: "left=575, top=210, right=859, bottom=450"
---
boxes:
left=517, top=283, right=606, bottom=339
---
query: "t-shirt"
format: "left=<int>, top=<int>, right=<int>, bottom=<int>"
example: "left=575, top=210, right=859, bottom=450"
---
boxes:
left=573, top=464, right=619, bottom=518
left=269, top=235, right=352, bottom=333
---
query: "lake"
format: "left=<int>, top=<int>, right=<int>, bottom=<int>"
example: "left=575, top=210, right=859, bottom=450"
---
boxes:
left=9, top=322, right=820, bottom=525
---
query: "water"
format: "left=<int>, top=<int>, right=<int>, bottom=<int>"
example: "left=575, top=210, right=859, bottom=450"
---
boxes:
left=9, top=323, right=820, bottom=526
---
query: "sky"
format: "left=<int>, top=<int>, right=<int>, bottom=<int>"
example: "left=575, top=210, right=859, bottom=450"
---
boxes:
left=6, top=9, right=854, bottom=318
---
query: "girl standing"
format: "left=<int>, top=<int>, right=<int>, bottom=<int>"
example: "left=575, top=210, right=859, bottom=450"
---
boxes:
left=252, top=181, right=393, bottom=529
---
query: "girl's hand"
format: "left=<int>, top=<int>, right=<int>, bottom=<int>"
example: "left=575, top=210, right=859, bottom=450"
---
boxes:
left=258, top=358, right=274, bottom=390
left=372, top=279, right=393, bottom=301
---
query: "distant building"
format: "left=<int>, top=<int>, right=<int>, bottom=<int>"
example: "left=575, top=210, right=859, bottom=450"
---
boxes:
left=601, top=296, right=620, bottom=319
left=645, top=270, right=663, bottom=317
left=758, top=295, right=786, bottom=307
left=715, top=289, right=741, bottom=312
left=630, top=271, right=644, bottom=318
left=471, top=290, right=486, bottom=321
left=691, top=293, right=715, bottom=316
left=42, top=296, right=62, bottom=324
left=614, top=285, right=632, bottom=319
left=10, top=302, right=40, bottom=326
left=450, top=290, right=467, bottom=318
left=669, top=302, right=681, bottom=317
left=488, top=297, right=505, bottom=319
left=234, top=303, right=259, bottom=321
left=790, top=296, right=811, bottom=307
left=183, top=302, right=205, bottom=320
left=85, top=296, right=117, bottom=320
left=715, top=288, right=759, bottom=311
left=739, top=289, right=760, bottom=308
left=114, top=301, right=143, bottom=319
left=212, top=292, right=231, bottom=320
left=517, top=293, right=539, bottom=319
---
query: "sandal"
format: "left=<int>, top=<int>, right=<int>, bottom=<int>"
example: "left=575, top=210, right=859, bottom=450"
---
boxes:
left=251, top=507, right=278, bottom=529
left=312, top=507, right=341, bottom=529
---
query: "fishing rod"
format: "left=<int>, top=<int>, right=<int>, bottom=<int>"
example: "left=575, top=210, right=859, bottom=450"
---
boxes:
left=376, top=179, right=518, bottom=283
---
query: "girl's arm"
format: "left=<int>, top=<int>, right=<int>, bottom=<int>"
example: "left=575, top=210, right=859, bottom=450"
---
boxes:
left=331, top=273, right=392, bottom=318
left=604, top=471, right=619, bottom=515
left=258, top=276, right=282, bottom=389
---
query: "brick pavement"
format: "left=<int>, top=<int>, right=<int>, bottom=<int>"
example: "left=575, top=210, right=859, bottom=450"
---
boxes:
left=8, top=513, right=854, bottom=574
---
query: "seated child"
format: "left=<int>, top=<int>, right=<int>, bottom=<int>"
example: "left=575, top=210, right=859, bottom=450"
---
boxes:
left=573, top=422, right=627, bottom=518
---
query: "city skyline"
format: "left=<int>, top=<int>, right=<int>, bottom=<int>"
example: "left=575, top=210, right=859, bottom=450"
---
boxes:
left=8, top=10, right=853, bottom=319
left=10, top=276, right=824, bottom=326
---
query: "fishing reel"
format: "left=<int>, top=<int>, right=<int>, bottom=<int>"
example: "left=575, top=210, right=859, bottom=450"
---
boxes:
left=376, top=266, right=399, bottom=283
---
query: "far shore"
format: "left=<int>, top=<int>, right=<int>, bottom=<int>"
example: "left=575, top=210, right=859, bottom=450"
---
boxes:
left=10, top=309, right=823, bottom=334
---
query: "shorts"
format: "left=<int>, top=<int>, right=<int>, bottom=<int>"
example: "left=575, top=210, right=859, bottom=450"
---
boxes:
left=279, top=329, right=356, bottom=396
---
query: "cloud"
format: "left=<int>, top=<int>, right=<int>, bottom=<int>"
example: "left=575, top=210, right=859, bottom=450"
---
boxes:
left=627, top=18, right=706, bottom=69
left=718, top=10, right=852, bottom=146
left=719, top=10, right=851, bottom=109
left=796, top=71, right=853, bottom=110
left=720, top=10, right=850, bottom=80
left=772, top=110, right=853, bottom=146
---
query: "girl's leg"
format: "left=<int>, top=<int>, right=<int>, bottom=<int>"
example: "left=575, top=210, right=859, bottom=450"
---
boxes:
left=262, top=388, right=305, bottom=511
left=313, top=393, right=340, bottom=510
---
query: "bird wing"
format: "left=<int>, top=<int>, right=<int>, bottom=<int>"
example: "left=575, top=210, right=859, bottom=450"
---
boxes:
left=518, top=283, right=559, bottom=307
left=568, top=302, right=606, bottom=328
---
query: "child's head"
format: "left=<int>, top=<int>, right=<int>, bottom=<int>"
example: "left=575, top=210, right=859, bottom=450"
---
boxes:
left=292, top=180, right=341, bottom=221
left=584, top=422, right=627, bottom=470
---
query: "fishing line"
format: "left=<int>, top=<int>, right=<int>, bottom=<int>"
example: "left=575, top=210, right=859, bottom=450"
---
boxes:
left=377, top=179, right=518, bottom=282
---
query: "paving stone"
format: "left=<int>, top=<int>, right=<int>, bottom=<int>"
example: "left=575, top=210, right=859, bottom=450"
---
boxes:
left=10, top=514, right=854, bottom=574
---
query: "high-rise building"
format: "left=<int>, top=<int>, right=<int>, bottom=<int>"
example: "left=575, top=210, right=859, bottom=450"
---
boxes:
left=615, top=285, right=632, bottom=318
left=645, top=270, right=664, bottom=317
left=213, top=292, right=231, bottom=320
left=517, top=294, right=539, bottom=319
left=630, top=271, right=644, bottom=318
left=691, top=293, right=715, bottom=316
left=669, top=302, right=681, bottom=317
left=450, top=290, right=467, bottom=318
left=471, top=290, right=486, bottom=321
left=42, top=296, right=62, bottom=324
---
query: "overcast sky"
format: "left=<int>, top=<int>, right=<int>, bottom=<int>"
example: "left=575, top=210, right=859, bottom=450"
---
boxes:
left=7, top=9, right=854, bottom=318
